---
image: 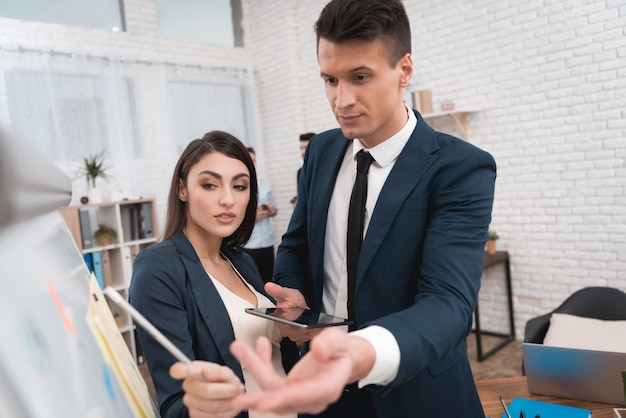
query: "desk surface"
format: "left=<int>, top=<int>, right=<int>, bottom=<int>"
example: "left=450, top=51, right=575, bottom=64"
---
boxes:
left=477, top=376, right=621, bottom=418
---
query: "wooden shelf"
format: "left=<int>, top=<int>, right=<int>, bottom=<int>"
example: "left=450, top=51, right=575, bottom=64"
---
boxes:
left=422, top=109, right=478, bottom=141
left=59, top=198, right=159, bottom=361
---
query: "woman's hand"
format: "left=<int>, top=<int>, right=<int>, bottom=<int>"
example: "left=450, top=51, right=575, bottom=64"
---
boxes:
left=169, top=361, right=245, bottom=418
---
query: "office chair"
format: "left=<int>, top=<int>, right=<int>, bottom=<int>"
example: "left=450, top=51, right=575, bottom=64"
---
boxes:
left=522, top=287, right=626, bottom=374
left=524, top=286, right=626, bottom=344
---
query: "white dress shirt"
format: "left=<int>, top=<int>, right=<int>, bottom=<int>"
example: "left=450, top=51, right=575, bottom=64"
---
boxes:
left=323, top=105, right=417, bottom=387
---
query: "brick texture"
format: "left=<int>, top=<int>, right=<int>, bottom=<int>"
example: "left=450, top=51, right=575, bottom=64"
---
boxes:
left=1, top=0, right=624, bottom=339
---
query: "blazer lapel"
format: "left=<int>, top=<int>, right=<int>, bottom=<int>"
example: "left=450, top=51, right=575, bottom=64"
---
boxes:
left=359, top=112, right=440, bottom=277
left=171, top=233, right=244, bottom=380
left=308, top=134, right=351, bottom=296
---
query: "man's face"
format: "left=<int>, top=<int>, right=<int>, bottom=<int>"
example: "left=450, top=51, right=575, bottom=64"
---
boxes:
left=318, top=37, right=413, bottom=148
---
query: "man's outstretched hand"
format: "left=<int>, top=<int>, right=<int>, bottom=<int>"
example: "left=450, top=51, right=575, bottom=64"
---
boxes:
left=230, top=327, right=355, bottom=415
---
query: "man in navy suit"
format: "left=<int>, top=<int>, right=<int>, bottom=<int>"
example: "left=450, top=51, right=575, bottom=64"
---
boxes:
left=231, top=0, right=496, bottom=416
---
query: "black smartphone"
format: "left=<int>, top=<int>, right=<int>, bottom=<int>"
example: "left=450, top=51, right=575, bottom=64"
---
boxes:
left=261, top=204, right=269, bottom=210
left=245, top=307, right=353, bottom=329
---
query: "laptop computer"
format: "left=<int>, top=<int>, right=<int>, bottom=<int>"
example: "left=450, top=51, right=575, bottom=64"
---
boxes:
left=522, top=342, right=626, bottom=406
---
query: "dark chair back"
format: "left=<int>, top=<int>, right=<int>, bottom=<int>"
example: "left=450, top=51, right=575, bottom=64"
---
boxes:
left=524, top=286, right=626, bottom=344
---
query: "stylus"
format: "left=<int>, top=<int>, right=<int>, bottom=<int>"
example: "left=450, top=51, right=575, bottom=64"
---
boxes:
left=499, top=395, right=512, bottom=418
left=103, top=286, right=192, bottom=364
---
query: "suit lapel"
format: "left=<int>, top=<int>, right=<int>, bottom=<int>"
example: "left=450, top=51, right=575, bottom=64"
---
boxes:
left=309, top=134, right=350, bottom=294
left=359, top=113, right=440, bottom=278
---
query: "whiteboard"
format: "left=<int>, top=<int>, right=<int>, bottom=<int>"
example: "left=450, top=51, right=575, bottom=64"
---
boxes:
left=0, top=210, right=156, bottom=417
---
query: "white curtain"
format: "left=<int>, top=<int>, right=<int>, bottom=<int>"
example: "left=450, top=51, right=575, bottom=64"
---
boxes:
left=0, top=46, right=259, bottom=210
left=164, top=66, right=257, bottom=153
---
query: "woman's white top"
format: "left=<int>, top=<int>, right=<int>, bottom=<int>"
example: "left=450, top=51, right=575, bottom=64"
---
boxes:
left=210, top=267, right=296, bottom=418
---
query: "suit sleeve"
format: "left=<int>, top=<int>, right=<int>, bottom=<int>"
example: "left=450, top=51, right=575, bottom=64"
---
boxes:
left=369, top=142, right=496, bottom=388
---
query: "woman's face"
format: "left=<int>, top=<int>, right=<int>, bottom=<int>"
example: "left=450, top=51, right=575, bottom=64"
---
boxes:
left=179, top=151, right=251, bottom=240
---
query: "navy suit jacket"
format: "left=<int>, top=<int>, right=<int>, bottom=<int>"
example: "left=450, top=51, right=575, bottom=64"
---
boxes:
left=274, top=110, right=496, bottom=417
left=130, top=232, right=298, bottom=418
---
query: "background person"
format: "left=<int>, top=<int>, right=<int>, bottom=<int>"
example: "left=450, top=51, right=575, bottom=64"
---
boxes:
left=292, top=132, right=315, bottom=208
left=242, top=147, right=278, bottom=283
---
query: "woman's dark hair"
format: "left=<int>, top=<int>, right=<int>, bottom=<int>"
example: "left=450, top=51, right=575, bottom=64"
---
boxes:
left=315, top=0, right=411, bottom=67
left=162, top=131, right=258, bottom=247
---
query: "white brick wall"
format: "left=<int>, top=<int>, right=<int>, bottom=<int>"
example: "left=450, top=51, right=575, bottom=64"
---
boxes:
left=1, top=0, right=624, bottom=340
left=245, top=0, right=626, bottom=339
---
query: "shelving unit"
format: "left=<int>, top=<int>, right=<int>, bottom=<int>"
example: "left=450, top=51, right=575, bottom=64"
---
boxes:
left=59, top=198, right=159, bottom=360
left=422, top=109, right=478, bottom=141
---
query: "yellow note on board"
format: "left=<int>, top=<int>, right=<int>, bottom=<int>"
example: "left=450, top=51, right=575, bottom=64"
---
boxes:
left=86, top=273, right=156, bottom=418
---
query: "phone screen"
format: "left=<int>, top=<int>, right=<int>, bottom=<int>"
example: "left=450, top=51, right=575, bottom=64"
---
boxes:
left=245, top=307, right=353, bottom=329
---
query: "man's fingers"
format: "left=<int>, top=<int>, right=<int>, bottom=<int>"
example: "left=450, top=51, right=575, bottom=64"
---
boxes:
left=264, top=282, right=288, bottom=301
left=276, top=323, right=319, bottom=342
left=233, top=364, right=347, bottom=415
left=264, top=283, right=308, bottom=308
left=230, top=338, right=285, bottom=390
left=255, top=335, right=273, bottom=363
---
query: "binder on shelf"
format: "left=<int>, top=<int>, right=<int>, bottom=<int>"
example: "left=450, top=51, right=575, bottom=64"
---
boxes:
left=83, top=253, right=94, bottom=272
left=120, top=207, right=132, bottom=242
left=100, top=250, right=114, bottom=287
left=502, top=398, right=591, bottom=418
left=129, top=245, right=139, bottom=267
left=79, top=209, right=93, bottom=249
left=92, top=251, right=105, bottom=289
left=128, top=206, right=137, bottom=241
left=138, top=202, right=154, bottom=239
left=121, top=246, right=133, bottom=280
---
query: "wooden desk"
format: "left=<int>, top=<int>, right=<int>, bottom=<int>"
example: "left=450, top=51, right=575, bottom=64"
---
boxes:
left=477, top=376, right=621, bottom=418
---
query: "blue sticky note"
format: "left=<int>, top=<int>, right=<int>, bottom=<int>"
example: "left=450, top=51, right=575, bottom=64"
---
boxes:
left=502, top=398, right=591, bottom=418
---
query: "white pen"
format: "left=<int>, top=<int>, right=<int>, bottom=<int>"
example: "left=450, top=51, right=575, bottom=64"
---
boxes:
left=499, top=395, right=512, bottom=418
left=103, top=287, right=192, bottom=364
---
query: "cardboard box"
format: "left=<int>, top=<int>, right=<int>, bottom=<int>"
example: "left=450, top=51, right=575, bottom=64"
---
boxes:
left=418, top=90, right=433, bottom=114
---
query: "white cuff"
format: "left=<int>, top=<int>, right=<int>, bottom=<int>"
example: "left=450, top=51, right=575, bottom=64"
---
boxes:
left=350, top=325, right=400, bottom=387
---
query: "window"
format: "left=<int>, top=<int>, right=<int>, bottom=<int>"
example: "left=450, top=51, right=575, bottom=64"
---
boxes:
left=167, top=81, right=250, bottom=153
left=0, top=0, right=125, bottom=31
left=156, top=0, right=243, bottom=47
left=6, top=70, right=139, bottom=161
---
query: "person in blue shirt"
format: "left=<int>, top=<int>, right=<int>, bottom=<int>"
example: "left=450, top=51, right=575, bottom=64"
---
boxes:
left=242, top=147, right=278, bottom=283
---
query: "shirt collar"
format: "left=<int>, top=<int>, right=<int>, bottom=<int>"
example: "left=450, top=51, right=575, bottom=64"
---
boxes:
left=352, top=104, right=417, bottom=168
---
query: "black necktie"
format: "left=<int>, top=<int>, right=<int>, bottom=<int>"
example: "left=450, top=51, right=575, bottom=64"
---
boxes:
left=347, top=150, right=374, bottom=329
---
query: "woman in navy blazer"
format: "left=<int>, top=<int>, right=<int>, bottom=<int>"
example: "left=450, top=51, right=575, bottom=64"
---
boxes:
left=130, top=131, right=298, bottom=418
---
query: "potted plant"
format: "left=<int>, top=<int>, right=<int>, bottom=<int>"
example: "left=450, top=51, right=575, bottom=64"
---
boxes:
left=486, top=230, right=499, bottom=255
left=80, top=151, right=110, bottom=203
left=94, top=223, right=118, bottom=247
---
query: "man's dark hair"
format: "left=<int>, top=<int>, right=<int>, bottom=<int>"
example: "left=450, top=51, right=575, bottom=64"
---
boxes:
left=315, top=0, right=411, bottom=67
left=299, top=132, right=315, bottom=142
